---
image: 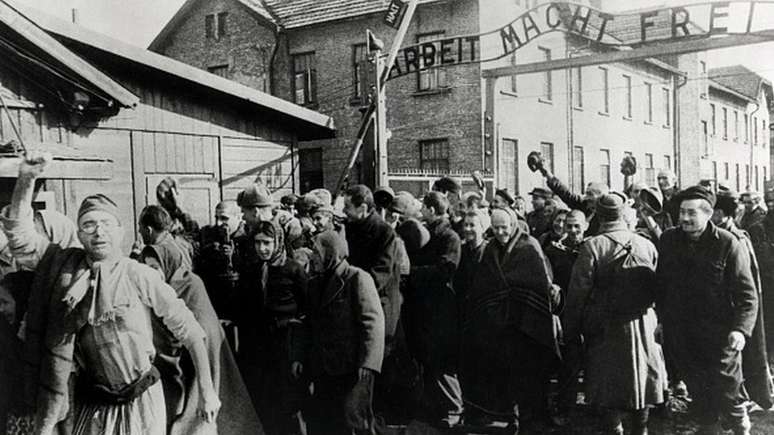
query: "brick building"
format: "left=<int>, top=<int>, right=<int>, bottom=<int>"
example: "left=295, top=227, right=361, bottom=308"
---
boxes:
left=151, top=0, right=770, bottom=198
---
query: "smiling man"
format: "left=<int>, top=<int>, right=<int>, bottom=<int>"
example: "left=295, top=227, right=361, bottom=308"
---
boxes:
left=657, top=185, right=758, bottom=435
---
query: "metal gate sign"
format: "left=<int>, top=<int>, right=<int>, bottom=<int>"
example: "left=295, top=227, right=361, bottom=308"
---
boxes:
left=386, top=1, right=774, bottom=81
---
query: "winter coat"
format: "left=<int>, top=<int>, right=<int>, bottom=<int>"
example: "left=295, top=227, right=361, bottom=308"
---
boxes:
left=741, top=207, right=767, bottom=231
left=294, top=260, right=385, bottom=377
left=564, top=221, right=666, bottom=409
left=404, top=218, right=461, bottom=370
left=657, top=222, right=758, bottom=381
left=346, top=211, right=402, bottom=345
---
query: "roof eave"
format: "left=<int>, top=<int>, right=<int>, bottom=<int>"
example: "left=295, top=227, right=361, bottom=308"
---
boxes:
left=709, top=80, right=757, bottom=103
left=1, top=0, right=138, bottom=108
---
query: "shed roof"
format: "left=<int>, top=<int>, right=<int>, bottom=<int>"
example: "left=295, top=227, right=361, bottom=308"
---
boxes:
left=11, top=0, right=336, bottom=140
left=0, top=0, right=138, bottom=108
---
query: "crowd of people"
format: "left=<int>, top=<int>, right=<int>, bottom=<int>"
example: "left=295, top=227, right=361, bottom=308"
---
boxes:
left=2, top=150, right=774, bottom=435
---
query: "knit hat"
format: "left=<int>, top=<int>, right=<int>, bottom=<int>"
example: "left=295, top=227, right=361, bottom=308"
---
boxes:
left=78, top=194, right=120, bottom=223
left=396, top=218, right=430, bottom=253
left=676, top=185, right=716, bottom=208
left=596, top=192, right=626, bottom=221
left=237, top=184, right=274, bottom=208
left=280, top=193, right=299, bottom=207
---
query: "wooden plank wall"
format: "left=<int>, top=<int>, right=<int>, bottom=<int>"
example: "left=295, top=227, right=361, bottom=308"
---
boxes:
left=221, top=137, right=295, bottom=201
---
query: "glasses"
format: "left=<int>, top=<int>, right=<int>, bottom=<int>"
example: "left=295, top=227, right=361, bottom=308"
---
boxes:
left=79, top=219, right=118, bottom=234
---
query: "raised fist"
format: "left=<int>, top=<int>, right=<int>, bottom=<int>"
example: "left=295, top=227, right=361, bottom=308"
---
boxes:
left=19, top=150, right=52, bottom=179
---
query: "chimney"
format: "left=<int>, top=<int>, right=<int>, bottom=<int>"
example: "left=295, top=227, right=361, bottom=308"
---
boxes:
left=71, top=8, right=78, bottom=24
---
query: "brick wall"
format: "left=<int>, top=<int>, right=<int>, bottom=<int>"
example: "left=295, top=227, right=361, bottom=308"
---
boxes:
left=155, top=0, right=276, bottom=93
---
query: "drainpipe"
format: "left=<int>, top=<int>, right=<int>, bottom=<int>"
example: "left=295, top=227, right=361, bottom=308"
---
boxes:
left=673, top=72, right=687, bottom=185
left=749, top=100, right=760, bottom=191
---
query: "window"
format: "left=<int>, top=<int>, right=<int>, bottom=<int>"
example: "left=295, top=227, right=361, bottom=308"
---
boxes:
left=623, top=75, right=632, bottom=118
left=756, top=165, right=760, bottom=191
left=572, top=146, right=584, bottom=192
left=645, top=82, right=653, bottom=123
left=724, top=162, right=730, bottom=180
left=663, top=88, right=670, bottom=126
left=502, top=139, right=518, bottom=193
left=205, top=12, right=228, bottom=39
left=745, top=114, right=750, bottom=142
left=419, top=139, right=450, bottom=171
left=713, top=161, right=718, bottom=184
left=746, top=164, right=751, bottom=187
left=509, top=52, right=518, bottom=93
left=736, top=164, right=741, bottom=190
left=205, top=14, right=214, bottom=38
left=710, top=104, right=716, bottom=136
left=573, top=68, right=583, bottom=108
left=664, top=155, right=671, bottom=171
left=765, top=166, right=768, bottom=184
left=763, top=119, right=767, bottom=146
left=600, top=67, right=609, bottom=113
left=417, top=32, right=447, bottom=91
left=700, top=60, right=707, bottom=75
left=299, top=148, right=323, bottom=193
left=734, top=110, right=739, bottom=141
left=352, top=43, right=368, bottom=99
left=754, top=116, right=758, bottom=144
left=645, top=153, right=655, bottom=186
left=722, top=108, right=728, bottom=140
left=600, top=149, right=611, bottom=188
left=539, top=47, right=552, bottom=101
left=217, top=12, right=228, bottom=37
left=702, top=121, right=708, bottom=155
left=207, top=64, right=229, bottom=78
left=541, top=142, right=555, bottom=174
left=292, top=52, right=317, bottom=106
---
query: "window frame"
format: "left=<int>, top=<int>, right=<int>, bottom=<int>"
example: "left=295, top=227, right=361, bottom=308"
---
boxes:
left=538, top=47, right=552, bottom=102
left=722, top=107, right=728, bottom=140
left=710, top=103, right=716, bottom=136
left=600, top=149, right=611, bottom=188
left=663, top=87, right=670, bottom=127
left=572, top=146, right=585, bottom=192
left=217, top=12, right=228, bottom=38
left=644, top=82, right=653, bottom=123
left=599, top=66, right=609, bottom=114
left=205, top=14, right=215, bottom=39
left=292, top=51, right=318, bottom=107
left=622, top=74, right=632, bottom=119
left=416, top=31, right=448, bottom=92
left=734, top=110, right=739, bottom=142
left=352, top=43, right=368, bottom=100
left=419, top=138, right=451, bottom=172
left=573, top=67, right=583, bottom=108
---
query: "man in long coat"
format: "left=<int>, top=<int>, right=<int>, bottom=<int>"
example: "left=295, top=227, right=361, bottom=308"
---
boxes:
left=565, top=193, right=666, bottom=435
left=405, top=191, right=463, bottom=427
left=657, top=186, right=758, bottom=435
left=749, top=187, right=774, bottom=358
left=461, top=207, right=559, bottom=429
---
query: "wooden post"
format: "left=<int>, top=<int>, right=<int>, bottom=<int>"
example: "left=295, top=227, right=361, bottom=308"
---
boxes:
left=374, top=52, right=388, bottom=187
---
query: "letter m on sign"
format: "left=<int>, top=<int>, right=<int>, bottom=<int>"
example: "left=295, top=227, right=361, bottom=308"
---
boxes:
left=384, top=0, right=407, bottom=29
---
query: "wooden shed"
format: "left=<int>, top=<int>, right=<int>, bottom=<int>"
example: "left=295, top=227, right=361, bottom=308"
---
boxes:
left=0, top=0, right=335, bottom=251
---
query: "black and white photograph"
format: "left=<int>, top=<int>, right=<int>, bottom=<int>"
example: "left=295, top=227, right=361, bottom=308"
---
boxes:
left=1, top=0, right=774, bottom=434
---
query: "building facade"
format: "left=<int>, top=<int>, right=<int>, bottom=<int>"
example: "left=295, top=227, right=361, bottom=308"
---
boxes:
left=2, top=2, right=334, bottom=252
left=152, top=0, right=771, bottom=199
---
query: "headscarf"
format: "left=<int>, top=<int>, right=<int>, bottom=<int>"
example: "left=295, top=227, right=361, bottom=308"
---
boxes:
left=140, top=235, right=186, bottom=283
left=251, top=220, right=287, bottom=267
left=313, top=229, right=349, bottom=273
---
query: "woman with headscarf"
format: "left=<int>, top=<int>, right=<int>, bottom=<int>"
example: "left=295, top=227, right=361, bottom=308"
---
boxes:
left=139, top=238, right=262, bottom=435
left=461, top=207, right=560, bottom=429
left=231, top=221, right=307, bottom=435
left=290, top=229, right=384, bottom=435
